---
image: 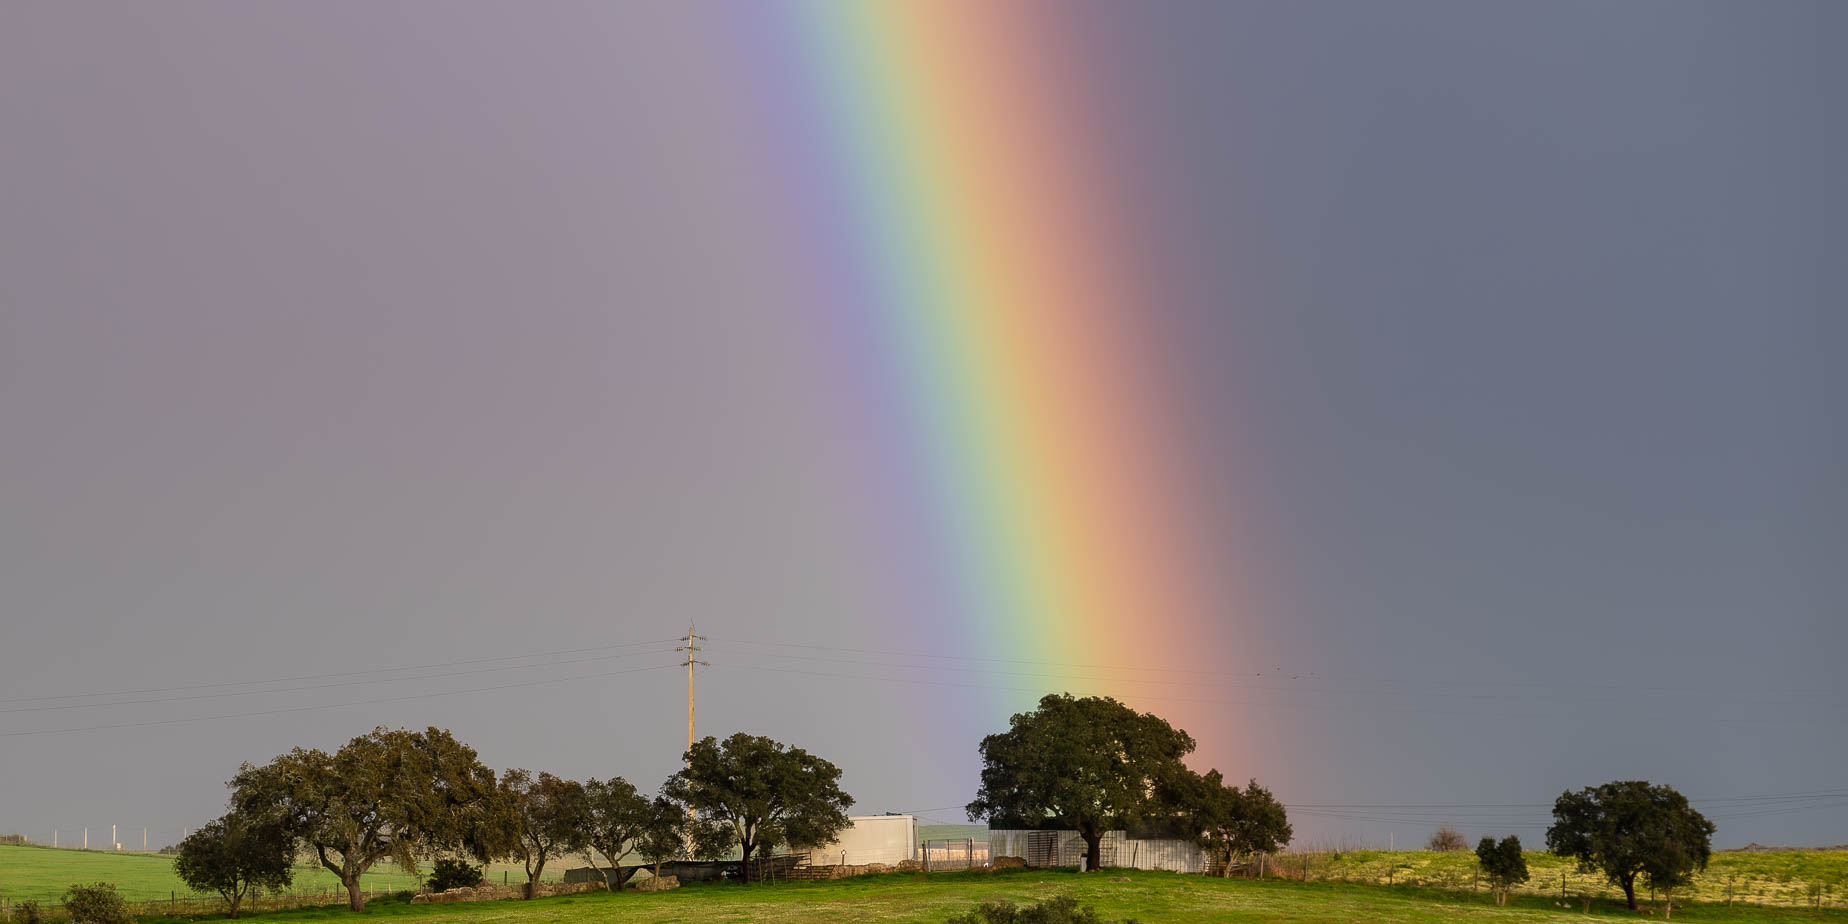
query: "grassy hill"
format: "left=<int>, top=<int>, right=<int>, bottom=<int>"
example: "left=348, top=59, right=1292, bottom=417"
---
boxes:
left=1290, top=847, right=1848, bottom=908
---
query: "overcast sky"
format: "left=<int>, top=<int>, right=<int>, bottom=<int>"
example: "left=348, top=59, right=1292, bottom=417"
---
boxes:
left=2, top=1, right=1842, bottom=852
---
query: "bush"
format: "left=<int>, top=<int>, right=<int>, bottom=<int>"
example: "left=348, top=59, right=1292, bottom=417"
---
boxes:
left=16, top=900, right=43, bottom=924
left=948, top=895, right=1140, bottom=924
left=426, top=857, right=484, bottom=893
left=1427, top=826, right=1467, bottom=852
left=63, top=883, right=132, bottom=924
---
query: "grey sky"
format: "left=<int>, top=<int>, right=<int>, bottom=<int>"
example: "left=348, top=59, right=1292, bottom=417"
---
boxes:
left=1, top=1, right=1842, bottom=851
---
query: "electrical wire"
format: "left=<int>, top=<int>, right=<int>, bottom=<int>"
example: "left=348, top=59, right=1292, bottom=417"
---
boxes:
left=0, top=662, right=680, bottom=738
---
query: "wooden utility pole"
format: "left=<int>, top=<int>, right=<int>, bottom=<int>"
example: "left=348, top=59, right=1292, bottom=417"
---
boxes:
left=677, top=626, right=707, bottom=758
left=676, top=625, right=708, bottom=837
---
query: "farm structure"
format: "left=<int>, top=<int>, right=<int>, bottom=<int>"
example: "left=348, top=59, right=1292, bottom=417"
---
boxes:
left=800, top=815, right=919, bottom=867
left=987, top=829, right=1209, bottom=874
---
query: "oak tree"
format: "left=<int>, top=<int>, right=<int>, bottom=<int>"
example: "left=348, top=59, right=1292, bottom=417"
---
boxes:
left=574, top=777, right=655, bottom=889
left=662, top=733, right=854, bottom=882
left=172, top=814, right=294, bottom=918
left=1545, top=780, right=1714, bottom=911
left=231, top=727, right=506, bottom=911
left=500, top=769, right=590, bottom=898
left=1173, top=770, right=1292, bottom=876
left=967, top=694, right=1196, bottom=872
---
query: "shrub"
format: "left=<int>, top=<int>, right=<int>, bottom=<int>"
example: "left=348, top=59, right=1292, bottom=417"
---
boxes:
left=948, top=895, right=1140, bottom=924
left=426, top=857, right=484, bottom=893
left=16, top=900, right=43, bottom=924
left=63, top=883, right=132, bottom=924
left=1427, top=826, right=1467, bottom=852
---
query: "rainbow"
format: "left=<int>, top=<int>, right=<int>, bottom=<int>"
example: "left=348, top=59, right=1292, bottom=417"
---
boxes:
left=726, top=3, right=1245, bottom=698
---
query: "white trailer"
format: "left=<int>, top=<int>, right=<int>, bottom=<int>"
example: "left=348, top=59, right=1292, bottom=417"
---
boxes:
left=802, top=815, right=918, bottom=866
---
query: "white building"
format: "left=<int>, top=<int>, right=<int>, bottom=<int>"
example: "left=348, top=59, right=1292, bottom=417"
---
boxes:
left=801, top=815, right=919, bottom=867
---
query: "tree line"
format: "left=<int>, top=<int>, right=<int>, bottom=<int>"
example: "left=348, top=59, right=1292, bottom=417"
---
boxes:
left=179, top=728, right=853, bottom=914
left=169, top=692, right=1714, bottom=916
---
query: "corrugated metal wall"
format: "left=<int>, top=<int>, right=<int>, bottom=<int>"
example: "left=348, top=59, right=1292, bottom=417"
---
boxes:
left=987, top=830, right=1208, bottom=873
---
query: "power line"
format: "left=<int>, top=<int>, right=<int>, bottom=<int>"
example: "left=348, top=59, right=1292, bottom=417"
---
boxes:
left=708, top=636, right=1842, bottom=701
left=702, top=659, right=1846, bottom=727
left=0, top=662, right=680, bottom=738
left=0, top=636, right=681, bottom=706
left=0, top=646, right=683, bottom=715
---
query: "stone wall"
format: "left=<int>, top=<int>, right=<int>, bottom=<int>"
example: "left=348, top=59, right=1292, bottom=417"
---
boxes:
left=410, top=881, right=598, bottom=904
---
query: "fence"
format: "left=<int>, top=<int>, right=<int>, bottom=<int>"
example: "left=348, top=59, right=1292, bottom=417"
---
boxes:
left=0, top=885, right=410, bottom=923
left=921, top=838, right=988, bottom=871
left=986, top=830, right=1209, bottom=874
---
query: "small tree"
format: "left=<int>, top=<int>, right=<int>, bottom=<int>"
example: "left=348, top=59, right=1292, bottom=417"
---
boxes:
left=62, top=884, right=132, bottom=924
left=578, top=777, right=652, bottom=890
left=1172, top=770, right=1291, bottom=877
left=1545, top=780, right=1714, bottom=911
left=662, top=733, right=854, bottom=882
left=500, top=769, right=590, bottom=898
left=173, top=814, right=295, bottom=917
left=634, top=796, right=690, bottom=883
left=1426, top=826, right=1467, bottom=853
left=1474, top=835, right=1529, bottom=905
left=967, top=694, right=1195, bottom=873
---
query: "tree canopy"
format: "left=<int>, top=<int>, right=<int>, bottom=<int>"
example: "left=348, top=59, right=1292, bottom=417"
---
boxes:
left=230, top=726, right=506, bottom=911
left=1545, top=780, right=1715, bottom=910
left=577, top=777, right=652, bottom=890
left=172, top=813, right=294, bottom=918
left=1172, top=770, right=1291, bottom=875
left=500, top=769, right=590, bottom=898
left=662, top=733, right=854, bottom=881
left=1474, top=835, right=1529, bottom=906
left=967, top=694, right=1196, bottom=872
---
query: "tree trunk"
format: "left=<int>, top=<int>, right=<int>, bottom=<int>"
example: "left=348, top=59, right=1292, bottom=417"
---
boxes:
left=226, top=887, right=241, bottom=919
left=741, top=840, right=755, bottom=884
left=525, top=857, right=544, bottom=899
left=1081, top=830, right=1102, bottom=873
left=1621, top=875, right=1637, bottom=911
left=345, top=876, right=365, bottom=913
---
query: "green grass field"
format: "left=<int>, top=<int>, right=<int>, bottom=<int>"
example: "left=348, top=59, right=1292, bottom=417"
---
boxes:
left=5, top=845, right=1844, bottom=921
left=0, top=846, right=566, bottom=905
left=126, top=870, right=1847, bottom=924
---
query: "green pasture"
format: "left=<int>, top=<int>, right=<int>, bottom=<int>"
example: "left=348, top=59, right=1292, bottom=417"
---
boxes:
left=135, top=870, right=1847, bottom=924
left=0, top=845, right=566, bottom=905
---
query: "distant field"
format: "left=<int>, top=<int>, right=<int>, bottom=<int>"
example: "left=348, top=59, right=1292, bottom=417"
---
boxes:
left=1287, top=848, right=1848, bottom=908
left=0, top=845, right=565, bottom=905
left=129, top=870, right=1848, bottom=923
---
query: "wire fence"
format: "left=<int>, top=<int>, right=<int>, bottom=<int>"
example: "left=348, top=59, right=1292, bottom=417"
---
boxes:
left=0, top=885, right=416, bottom=923
left=1274, top=850, right=1848, bottom=911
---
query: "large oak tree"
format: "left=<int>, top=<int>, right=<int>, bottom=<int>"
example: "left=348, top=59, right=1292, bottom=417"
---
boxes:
left=662, top=733, right=853, bottom=882
left=231, top=727, right=506, bottom=911
left=1546, top=780, right=1715, bottom=911
left=967, top=694, right=1196, bottom=872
